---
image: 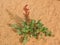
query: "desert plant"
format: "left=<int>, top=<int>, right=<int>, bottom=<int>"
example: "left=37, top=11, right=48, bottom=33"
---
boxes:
left=7, top=4, right=52, bottom=45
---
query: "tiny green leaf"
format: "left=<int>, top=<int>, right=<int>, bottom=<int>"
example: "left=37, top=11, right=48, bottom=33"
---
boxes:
left=23, top=36, right=28, bottom=45
left=10, top=24, right=21, bottom=30
left=36, top=20, right=43, bottom=29
left=29, top=20, right=36, bottom=29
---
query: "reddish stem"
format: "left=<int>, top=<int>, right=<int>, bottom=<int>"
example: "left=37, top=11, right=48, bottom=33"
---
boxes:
left=23, top=4, right=31, bottom=23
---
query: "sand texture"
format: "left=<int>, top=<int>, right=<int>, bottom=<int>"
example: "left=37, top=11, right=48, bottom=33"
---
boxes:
left=0, top=0, right=60, bottom=45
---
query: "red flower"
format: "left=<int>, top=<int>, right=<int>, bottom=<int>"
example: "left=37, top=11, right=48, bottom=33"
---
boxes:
left=23, top=4, right=30, bottom=16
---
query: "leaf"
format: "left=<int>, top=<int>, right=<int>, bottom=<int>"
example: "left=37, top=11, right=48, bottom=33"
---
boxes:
left=45, top=31, right=52, bottom=36
left=32, top=33, right=38, bottom=39
left=36, top=29, right=41, bottom=33
left=10, top=24, right=22, bottom=35
left=10, top=24, right=21, bottom=30
left=17, top=30, right=21, bottom=35
left=41, top=27, right=48, bottom=33
left=29, top=20, right=36, bottom=29
left=36, top=20, right=43, bottom=29
left=22, top=28, right=29, bottom=33
left=22, top=21, right=29, bottom=33
left=22, top=21, right=27, bottom=27
left=23, top=36, right=28, bottom=45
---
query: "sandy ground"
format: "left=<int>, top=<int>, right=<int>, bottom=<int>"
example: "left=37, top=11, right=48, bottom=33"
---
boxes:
left=0, top=0, right=60, bottom=45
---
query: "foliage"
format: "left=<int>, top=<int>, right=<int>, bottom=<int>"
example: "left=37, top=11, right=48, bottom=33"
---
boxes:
left=10, top=20, right=52, bottom=45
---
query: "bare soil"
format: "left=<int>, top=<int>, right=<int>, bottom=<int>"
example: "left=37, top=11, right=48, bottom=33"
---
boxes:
left=0, top=0, right=60, bottom=45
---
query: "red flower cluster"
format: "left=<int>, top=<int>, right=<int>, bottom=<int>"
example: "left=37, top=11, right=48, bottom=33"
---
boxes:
left=23, top=4, right=30, bottom=16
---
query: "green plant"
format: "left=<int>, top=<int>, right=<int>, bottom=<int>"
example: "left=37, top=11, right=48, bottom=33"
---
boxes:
left=7, top=4, right=52, bottom=45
